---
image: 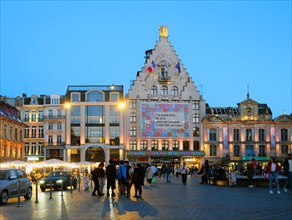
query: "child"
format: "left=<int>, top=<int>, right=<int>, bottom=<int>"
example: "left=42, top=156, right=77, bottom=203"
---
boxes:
left=83, top=172, right=90, bottom=191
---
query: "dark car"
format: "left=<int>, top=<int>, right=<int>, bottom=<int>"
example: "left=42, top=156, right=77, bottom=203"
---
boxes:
left=0, top=168, right=33, bottom=205
left=39, top=170, right=77, bottom=191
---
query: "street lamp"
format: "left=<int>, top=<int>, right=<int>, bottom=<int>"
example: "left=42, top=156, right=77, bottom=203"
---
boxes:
left=64, top=102, right=71, bottom=162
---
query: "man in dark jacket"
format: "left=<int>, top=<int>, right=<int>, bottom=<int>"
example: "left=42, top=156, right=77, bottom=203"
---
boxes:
left=106, top=159, right=117, bottom=197
left=283, top=153, right=292, bottom=193
left=91, top=167, right=103, bottom=196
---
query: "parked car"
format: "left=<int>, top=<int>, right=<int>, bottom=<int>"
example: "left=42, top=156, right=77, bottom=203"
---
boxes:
left=0, top=168, right=33, bottom=205
left=39, top=170, right=77, bottom=191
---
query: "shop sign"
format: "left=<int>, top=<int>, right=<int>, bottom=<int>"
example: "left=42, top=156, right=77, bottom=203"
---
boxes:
left=127, top=150, right=205, bottom=157
left=27, top=156, right=39, bottom=161
left=241, top=156, right=270, bottom=161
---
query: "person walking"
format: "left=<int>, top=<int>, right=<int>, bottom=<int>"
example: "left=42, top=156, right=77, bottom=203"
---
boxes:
left=266, top=157, right=281, bottom=194
left=283, top=153, right=292, bottom=193
left=97, top=162, right=105, bottom=195
left=91, top=167, right=103, bottom=196
left=165, top=164, right=172, bottom=183
left=200, top=160, right=210, bottom=184
left=145, top=164, right=154, bottom=184
left=180, top=163, right=188, bottom=185
left=106, top=159, right=116, bottom=197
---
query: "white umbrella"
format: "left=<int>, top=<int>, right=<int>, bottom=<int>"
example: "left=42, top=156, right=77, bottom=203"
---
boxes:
left=34, top=158, right=71, bottom=167
left=0, top=160, right=29, bottom=167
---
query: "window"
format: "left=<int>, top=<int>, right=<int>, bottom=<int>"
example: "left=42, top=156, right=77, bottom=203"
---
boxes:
left=86, top=127, right=104, bottom=143
left=130, top=99, right=137, bottom=109
left=38, top=127, right=44, bottom=138
left=173, top=141, right=179, bottom=151
left=209, top=129, right=217, bottom=141
left=48, top=123, right=53, bottom=130
left=57, top=123, right=62, bottom=130
left=110, top=93, right=119, bottom=102
left=161, top=86, right=168, bottom=95
left=281, top=129, right=288, bottom=141
left=162, top=140, right=169, bottom=150
left=259, top=129, right=265, bottom=141
left=39, top=111, right=44, bottom=122
left=151, top=86, right=158, bottom=96
left=233, top=145, right=240, bottom=156
left=210, top=145, right=217, bottom=156
left=193, top=127, right=199, bottom=137
left=86, top=106, right=104, bottom=124
left=57, top=135, right=62, bottom=144
left=71, top=106, right=81, bottom=124
left=109, top=106, right=119, bottom=123
left=71, top=93, right=80, bottom=102
left=25, top=128, right=29, bottom=138
left=31, top=143, right=36, bottom=154
left=233, top=129, right=240, bottom=141
left=281, top=145, right=288, bottom=155
left=140, top=140, right=147, bottom=150
left=48, top=136, right=53, bottom=145
left=48, top=109, right=53, bottom=118
left=110, top=127, right=120, bottom=146
left=183, top=141, right=189, bottom=151
left=171, top=86, right=179, bottom=96
left=259, top=145, right=266, bottom=156
left=25, top=143, right=29, bottom=155
left=130, top=127, right=136, bottom=137
left=87, top=91, right=104, bottom=102
left=57, top=109, right=62, bottom=117
left=31, top=127, right=36, bottom=138
left=24, top=111, right=29, bottom=122
left=246, top=129, right=253, bottom=141
left=38, top=143, right=43, bottom=155
left=151, top=140, right=158, bottom=150
left=31, top=111, right=37, bottom=122
left=193, top=114, right=199, bottom=123
left=193, top=140, right=199, bottom=151
left=130, top=140, right=137, bottom=150
left=193, top=101, right=199, bottom=110
left=130, top=112, right=136, bottom=123
left=51, top=97, right=59, bottom=104
left=15, top=128, right=18, bottom=140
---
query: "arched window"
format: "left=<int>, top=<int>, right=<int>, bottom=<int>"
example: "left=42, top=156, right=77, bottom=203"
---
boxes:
left=87, top=91, right=104, bottom=102
left=161, top=86, right=168, bottom=95
left=172, top=86, right=179, bottom=96
left=151, top=86, right=158, bottom=95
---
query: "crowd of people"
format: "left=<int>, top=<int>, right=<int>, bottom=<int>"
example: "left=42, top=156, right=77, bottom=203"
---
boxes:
left=83, top=155, right=292, bottom=198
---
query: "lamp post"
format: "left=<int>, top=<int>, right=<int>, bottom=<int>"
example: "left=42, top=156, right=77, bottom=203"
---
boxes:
left=64, top=102, right=71, bottom=163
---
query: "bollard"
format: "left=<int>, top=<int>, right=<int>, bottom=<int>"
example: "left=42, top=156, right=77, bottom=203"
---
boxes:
left=78, top=174, right=81, bottom=192
left=17, top=180, right=21, bottom=207
left=49, top=176, right=53, bottom=199
left=70, top=176, right=73, bottom=194
left=35, top=178, right=39, bottom=203
left=61, top=180, right=64, bottom=196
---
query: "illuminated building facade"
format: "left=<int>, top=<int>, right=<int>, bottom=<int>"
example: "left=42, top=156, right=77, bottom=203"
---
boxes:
left=124, top=27, right=206, bottom=168
left=0, top=101, right=26, bottom=162
left=202, top=95, right=292, bottom=167
left=64, top=85, right=124, bottom=163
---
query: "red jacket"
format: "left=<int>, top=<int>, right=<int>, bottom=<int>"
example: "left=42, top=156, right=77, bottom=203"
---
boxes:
left=266, top=163, right=281, bottom=173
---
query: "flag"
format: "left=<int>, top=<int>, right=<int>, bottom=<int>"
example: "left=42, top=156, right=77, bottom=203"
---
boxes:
left=147, top=61, right=156, bottom=73
left=165, top=60, right=168, bottom=71
left=175, top=62, right=181, bottom=74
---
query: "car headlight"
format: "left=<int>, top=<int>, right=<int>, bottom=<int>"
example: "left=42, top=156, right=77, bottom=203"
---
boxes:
left=40, top=180, right=45, bottom=184
left=56, top=179, right=63, bottom=183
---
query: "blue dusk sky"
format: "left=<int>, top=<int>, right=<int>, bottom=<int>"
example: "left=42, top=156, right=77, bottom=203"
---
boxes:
left=0, top=1, right=291, bottom=117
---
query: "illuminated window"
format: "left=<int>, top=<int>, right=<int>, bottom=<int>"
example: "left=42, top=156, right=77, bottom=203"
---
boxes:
left=172, top=141, right=179, bottom=151
left=38, top=127, right=44, bottom=138
left=130, top=112, right=136, bottom=123
left=151, top=140, right=158, bottom=150
left=140, top=140, right=148, bottom=150
left=193, top=101, right=199, bottom=110
left=193, top=114, right=199, bottom=123
left=130, top=127, right=136, bottom=137
left=130, top=140, right=137, bottom=150
left=245, top=129, right=253, bottom=141
left=48, top=136, right=53, bottom=145
left=130, top=99, right=137, bottom=109
left=31, top=127, right=36, bottom=138
left=162, top=140, right=169, bottom=150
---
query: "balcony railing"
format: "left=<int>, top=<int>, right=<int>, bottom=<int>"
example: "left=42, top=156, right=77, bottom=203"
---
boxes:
left=44, top=115, right=66, bottom=119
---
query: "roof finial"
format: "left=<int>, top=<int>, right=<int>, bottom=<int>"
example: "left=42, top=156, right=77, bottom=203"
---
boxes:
left=247, top=82, right=250, bottom=99
left=160, top=26, right=168, bottom=38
